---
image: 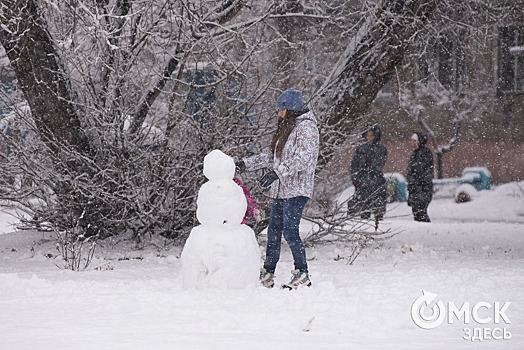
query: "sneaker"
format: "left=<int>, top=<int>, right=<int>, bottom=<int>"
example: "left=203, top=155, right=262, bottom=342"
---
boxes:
left=259, top=268, right=275, bottom=288
left=282, top=269, right=312, bottom=289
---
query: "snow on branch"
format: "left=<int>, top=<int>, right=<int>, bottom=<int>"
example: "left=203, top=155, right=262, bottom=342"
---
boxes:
left=130, top=54, right=181, bottom=134
left=509, top=46, right=524, bottom=55
left=204, top=0, right=245, bottom=25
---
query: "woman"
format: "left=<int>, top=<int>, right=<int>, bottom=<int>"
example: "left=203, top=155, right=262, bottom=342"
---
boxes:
left=349, top=123, right=388, bottom=220
left=407, top=132, right=434, bottom=222
left=236, top=88, right=319, bottom=289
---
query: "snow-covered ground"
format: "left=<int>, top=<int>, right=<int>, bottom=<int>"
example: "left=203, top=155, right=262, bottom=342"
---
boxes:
left=1, top=182, right=523, bottom=349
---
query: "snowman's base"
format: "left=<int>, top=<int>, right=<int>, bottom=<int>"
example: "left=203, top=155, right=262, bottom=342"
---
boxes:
left=181, top=224, right=260, bottom=289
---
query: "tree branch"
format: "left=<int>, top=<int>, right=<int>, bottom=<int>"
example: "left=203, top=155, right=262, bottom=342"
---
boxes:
left=129, top=0, right=246, bottom=134
left=130, top=54, right=180, bottom=134
left=204, top=0, right=246, bottom=25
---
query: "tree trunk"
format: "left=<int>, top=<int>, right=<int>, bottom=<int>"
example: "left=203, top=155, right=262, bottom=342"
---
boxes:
left=274, top=1, right=303, bottom=89
left=317, top=0, right=439, bottom=166
left=0, top=0, right=90, bottom=155
left=436, top=152, right=443, bottom=179
left=310, top=0, right=439, bottom=212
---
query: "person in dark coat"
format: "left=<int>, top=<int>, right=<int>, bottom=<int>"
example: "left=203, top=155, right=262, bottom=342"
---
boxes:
left=348, top=123, right=388, bottom=220
left=407, top=132, right=434, bottom=222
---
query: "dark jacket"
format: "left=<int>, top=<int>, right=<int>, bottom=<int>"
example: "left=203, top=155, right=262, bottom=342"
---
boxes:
left=407, top=133, right=434, bottom=207
left=349, top=124, right=388, bottom=214
left=350, top=124, right=388, bottom=191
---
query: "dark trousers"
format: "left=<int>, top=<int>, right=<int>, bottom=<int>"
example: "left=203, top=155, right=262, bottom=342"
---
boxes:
left=348, top=185, right=386, bottom=218
left=263, top=196, right=309, bottom=274
left=412, top=202, right=431, bottom=222
left=408, top=188, right=432, bottom=223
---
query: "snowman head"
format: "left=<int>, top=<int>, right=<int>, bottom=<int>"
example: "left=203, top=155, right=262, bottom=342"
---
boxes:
left=197, top=149, right=247, bottom=226
left=203, top=149, right=235, bottom=181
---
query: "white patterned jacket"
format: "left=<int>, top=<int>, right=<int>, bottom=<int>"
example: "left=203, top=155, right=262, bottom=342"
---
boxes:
left=243, top=110, right=319, bottom=199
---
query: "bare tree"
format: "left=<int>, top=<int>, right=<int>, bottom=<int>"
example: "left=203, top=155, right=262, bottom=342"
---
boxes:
left=314, top=0, right=439, bottom=166
left=0, top=0, right=519, bottom=248
left=393, top=0, right=516, bottom=179
left=305, top=0, right=439, bottom=214
left=308, top=0, right=520, bottom=213
left=0, top=0, right=270, bottom=241
left=416, top=108, right=461, bottom=180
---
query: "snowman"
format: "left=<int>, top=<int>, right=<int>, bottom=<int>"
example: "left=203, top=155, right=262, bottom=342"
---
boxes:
left=181, top=149, right=261, bottom=289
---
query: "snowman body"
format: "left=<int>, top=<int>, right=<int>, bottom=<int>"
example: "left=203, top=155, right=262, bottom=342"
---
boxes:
left=181, top=149, right=260, bottom=288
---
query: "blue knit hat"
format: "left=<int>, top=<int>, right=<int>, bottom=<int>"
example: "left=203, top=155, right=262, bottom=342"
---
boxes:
left=276, top=88, right=303, bottom=111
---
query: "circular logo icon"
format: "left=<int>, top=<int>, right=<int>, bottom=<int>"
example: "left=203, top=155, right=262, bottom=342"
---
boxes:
left=411, top=290, right=446, bottom=329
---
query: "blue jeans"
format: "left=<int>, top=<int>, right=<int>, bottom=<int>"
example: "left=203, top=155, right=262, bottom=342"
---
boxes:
left=263, top=196, right=309, bottom=274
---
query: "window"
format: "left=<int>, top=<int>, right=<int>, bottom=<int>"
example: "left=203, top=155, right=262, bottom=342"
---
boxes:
left=186, top=70, right=217, bottom=124
left=498, top=25, right=524, bottom=93
left=418, top=36, right=466, bottom=91
left=437, top=37, right=466, bottom=91
left=185, top=68, right=250, bottom=126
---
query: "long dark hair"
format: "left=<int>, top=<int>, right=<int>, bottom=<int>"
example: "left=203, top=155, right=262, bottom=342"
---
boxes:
left=270, top=110, right=299, bottom=158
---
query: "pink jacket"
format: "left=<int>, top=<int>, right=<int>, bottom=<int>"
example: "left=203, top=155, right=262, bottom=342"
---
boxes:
left=233, top=178, right=259, bottom=224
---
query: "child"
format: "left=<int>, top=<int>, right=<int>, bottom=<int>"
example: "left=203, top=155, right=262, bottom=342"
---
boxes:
left=233, top=177, right=262, bottom=225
